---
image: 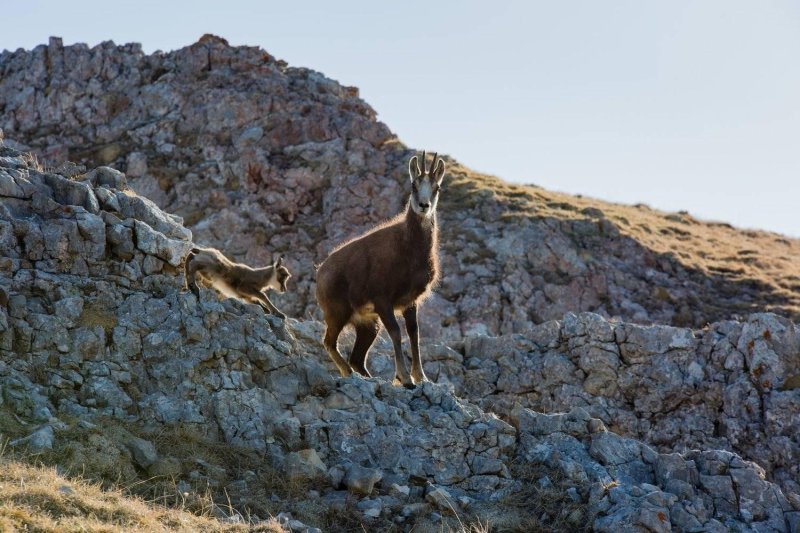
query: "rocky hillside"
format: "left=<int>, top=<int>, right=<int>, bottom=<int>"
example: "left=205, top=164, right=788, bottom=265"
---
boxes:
left=2, top=140, right=799, bottom=530
left=2, top=36, right=800, bottom=340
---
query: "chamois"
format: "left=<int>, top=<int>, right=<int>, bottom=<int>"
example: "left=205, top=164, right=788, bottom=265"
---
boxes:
left=185, top=246, right=291, bottom=319
left=315, top=151, right=446, bottom=388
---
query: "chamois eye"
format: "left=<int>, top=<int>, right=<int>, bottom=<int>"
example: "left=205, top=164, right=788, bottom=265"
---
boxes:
left=411, top=183, right=418, bottom=193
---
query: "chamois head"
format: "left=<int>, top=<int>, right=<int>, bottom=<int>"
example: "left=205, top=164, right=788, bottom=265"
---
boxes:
left=408, top=151, right=445, bottom=217
left=271, top=256, right=291, bottom=293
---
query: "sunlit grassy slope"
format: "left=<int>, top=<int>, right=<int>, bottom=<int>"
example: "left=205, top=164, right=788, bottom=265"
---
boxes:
left=0, top=456, right=284, bottom=533
left=445, top=161, right=800, bottom=321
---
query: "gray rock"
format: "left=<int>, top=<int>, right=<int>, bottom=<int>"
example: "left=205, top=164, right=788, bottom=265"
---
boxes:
left=125, top=436, right=159, bottom=469
left=0, top=138, right=796, bottom=531
left=425, top=485, right=457, bottom=512
left=343, top=464, right=383, bottom=496
left=134, top=220, right=192, bottom=266
left=284, top=449, right=327, bottom=483
left=10, top=425, right=54, bottom=452
left=356, top=498, right=382, bottom=519
left=84, top=166, right=127, bottom=190
left=125, top=153, right=147, bottom=179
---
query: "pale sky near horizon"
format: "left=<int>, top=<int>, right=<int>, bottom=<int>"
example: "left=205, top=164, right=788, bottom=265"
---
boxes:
left=3, top=1, right=800, bottom=237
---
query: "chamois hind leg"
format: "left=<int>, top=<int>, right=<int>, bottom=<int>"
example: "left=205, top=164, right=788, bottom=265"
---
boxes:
left=321, top=309, right=352, bottom=378
left=403, top=305, right=428, bottom=384
left=349, top=321, right=379, bottom=377
left=376, top=306, right=413, bottom=389
left=184, top=252, right=201, bottom=298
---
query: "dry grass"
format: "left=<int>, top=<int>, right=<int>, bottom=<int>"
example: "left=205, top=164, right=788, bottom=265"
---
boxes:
left=0, top=407, right=286, bottom=531
left=77, top=301, right=119, bottom=336
left=464, top=458, right=594, bottom=533
left=0, top=407, right=382, bottom=532
left=444, top=162, right=800, bottom=321
left=20, top=151, right=45, bottom=172
left=0, top=454, right=284, bottom=532
left=0, top=406, right=542, bottom=533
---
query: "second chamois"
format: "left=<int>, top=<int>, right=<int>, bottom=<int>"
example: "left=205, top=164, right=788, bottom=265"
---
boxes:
left=315, top=151, right=446, bottom=388
left=185, top=246, right=291, bottom=319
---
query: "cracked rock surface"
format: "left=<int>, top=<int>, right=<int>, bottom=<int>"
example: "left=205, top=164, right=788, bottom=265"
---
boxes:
left=1, top=142, right=799, bottom=530
left=3, top=36, right=800, bottom=339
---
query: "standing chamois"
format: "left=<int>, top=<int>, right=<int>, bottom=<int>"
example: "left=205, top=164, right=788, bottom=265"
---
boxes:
left=315, top=151, right=446, bottom=388
left=185, top=246, right=291, bottom=319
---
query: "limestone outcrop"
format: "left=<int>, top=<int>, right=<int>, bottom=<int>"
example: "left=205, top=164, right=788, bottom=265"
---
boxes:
left=2, top=142, right=799, bottom=530
left=3, top=37, right=800, bottom=339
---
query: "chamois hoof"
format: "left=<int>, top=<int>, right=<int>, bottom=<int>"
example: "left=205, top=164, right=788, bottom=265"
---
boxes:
left=394, top=377, right=415, bottom=389
left=349, top=365, right=372, bottom=378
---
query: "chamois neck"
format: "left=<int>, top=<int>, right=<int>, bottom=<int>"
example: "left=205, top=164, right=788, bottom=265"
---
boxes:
left=405, top=202, right=437, bottom=233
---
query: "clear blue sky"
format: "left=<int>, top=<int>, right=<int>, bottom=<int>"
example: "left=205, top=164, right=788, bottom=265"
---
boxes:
left=4, top=1, right=800, bottom=236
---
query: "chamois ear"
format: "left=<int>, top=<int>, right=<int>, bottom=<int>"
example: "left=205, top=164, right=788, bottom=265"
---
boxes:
left=274, top=255, right=283, bottom=268
left=408, top=155, right=422, bottom=181
left=432, top=158, right=446, bottom=184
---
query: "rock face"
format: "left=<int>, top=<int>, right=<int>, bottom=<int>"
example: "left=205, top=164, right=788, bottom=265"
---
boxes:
left=0, top=143, right=514, bottom=496
left=418, top=312, right=800, bottom=500
left=514, top=408, right=798, bottom=533
left=1, top=143, right=799, bottom=530
left=3, top=36, right=800, bottom=339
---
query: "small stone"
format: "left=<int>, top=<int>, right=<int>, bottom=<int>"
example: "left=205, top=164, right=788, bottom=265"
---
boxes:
left=53, top=297, right=84, bottom=325
left=588, top=418, right=607, bottom=433
left=357, top=498, right=382, bottom=519
left=343, top=464, right=383, bottom=496
left=537, top=476, right=553, bottom=489
left=287, top=519, right=306, bottom=531
left=389, top=483, right=410, bottom=497
left=87, top=166, right=127, bottom=189
left=125, top=436, right=159, bottom=469
left=327, top=464, right=346, bottom=488
left=401, top=503, right=429, bottom=517
left=425, top=485, right=456, bottom=512
left=236, top=126, right=263, bottom=146
left=285, top=449, right=327, bottom=483
left=10, top=426, right=54, bottom=452
left=126, top=152, right=148, bottom=179
left=142, top=254, right=163, bottom=274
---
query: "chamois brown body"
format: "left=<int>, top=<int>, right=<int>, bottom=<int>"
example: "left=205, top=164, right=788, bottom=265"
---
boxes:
left=185, top=246, right=291, bottom=319
left=316, top=152, right=445, bottom=387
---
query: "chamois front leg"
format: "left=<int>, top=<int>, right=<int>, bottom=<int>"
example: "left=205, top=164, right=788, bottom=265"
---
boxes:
left=247, top=290, right=287, bottom=320
left=376, top=306, right=414, bottom=389
left=403, top=305, right=428, bottom=384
